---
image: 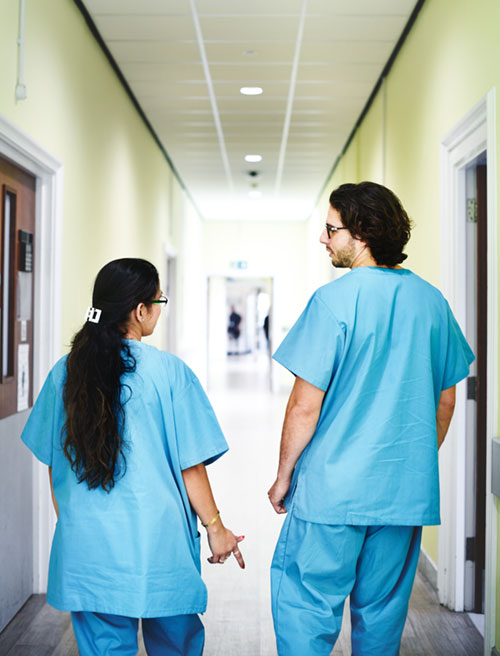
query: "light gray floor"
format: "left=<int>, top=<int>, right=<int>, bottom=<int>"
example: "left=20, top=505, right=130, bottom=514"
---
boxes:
left=0, top=354, right=483, bottom=655
left=201, top=353, right=287, bottom=656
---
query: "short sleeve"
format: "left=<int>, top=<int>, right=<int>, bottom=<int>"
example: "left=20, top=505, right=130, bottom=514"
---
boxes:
left=172, top=374, right=229, bottom=470
left=21, top=371, right=58, bottom=466
left=273, top=293, right=345, bottom=391
left=442, top=302, right=475, bottom=390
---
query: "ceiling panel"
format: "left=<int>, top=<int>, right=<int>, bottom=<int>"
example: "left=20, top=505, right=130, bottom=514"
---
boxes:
left=141, top=97, right=211, bottom=111
left=107, top=41, right=201, bottom=62
left=300, top=40, right=394, bottom=64
left=294, top=80, right=370, bottom=97
left=81, top=0, right=418, bottom=221
left=209, top=63, right=292, bottom=82
left=84, top=0, right=188, bottom=14
left=205, top=42, right=296, bottom=61
left=196, top=0, right=304, bottom=13
left=93, top=15, right=196, bottom=41
left=297, top=62, right=385, bottom=83
left=119, top=62, right=205, bottom=83
left=308, top=0, right=417, bottom=15
left=199, top=17, right=303, bottom=42
left=215, top=98, right=288, bottom=111
left=130, top=81, right=208, bottom=97
left=303, top=15, right=409, bottom=42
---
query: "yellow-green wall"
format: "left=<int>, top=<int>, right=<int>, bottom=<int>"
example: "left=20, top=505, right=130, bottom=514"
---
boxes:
left=0, top=0, right=203, bottom=359
left=316, top=0, right=500, bottom=644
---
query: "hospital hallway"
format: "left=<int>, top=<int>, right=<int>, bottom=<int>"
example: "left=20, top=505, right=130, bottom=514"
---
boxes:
left=0, top=355, right=484, bottom=656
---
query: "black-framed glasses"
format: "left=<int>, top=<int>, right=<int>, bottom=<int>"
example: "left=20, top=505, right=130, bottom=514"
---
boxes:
left=152, top=294, right=169, bottom=305
left=325, top=224, right=349, bottom=239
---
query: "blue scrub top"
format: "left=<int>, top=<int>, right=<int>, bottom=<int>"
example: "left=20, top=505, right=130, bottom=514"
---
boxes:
left=21, top=339, right=228, bottom=618
left=273, top=268, right=474, bottom=526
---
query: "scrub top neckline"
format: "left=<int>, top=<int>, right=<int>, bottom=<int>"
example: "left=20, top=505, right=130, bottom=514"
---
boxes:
left=347, top=267, right=411, bottom=275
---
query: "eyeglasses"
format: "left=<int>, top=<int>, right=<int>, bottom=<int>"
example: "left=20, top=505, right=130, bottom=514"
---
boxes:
left=325, top=224, right=349, bottom=239
left=152, top=294, right=169, bottom=305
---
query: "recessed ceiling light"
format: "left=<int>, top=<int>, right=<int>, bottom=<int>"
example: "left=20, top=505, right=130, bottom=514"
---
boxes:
left=244, top=154, right=262, bottom=163
left=240, top=87, right=263, bottom=96
left=248, top=190, right=262, bottom=198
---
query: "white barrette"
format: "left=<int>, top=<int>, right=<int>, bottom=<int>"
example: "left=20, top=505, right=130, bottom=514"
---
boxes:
left=86, top=306, right=102, bottom=324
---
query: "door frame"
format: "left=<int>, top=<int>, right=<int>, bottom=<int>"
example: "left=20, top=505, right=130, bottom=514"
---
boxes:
left=164, top=243, right=178, bottom=354
left=439, top=90, right=497, bottom=653
left=0, top=113, right=63, bottom=593
left=206, top=272, right=275, bottom=391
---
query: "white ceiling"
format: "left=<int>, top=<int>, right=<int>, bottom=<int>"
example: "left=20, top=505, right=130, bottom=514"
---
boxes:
left=82, top=0, right=418, bottom=221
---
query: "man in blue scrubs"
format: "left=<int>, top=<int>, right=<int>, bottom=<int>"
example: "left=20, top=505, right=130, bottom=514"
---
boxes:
left=268, top=182, right=474, bottom=655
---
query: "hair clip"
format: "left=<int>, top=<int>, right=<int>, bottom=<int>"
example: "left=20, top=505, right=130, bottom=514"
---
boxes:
left=86, top=307, right=102, bottom=324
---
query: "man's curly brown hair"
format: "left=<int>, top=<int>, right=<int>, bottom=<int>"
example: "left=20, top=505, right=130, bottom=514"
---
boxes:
left=329, top=182, right=413, bottom=266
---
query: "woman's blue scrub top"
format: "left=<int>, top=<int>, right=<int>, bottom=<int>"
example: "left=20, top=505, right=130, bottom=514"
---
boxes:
left=21, top=340, right=229, bottom=618
left=274, top=268, right=474, bottom=527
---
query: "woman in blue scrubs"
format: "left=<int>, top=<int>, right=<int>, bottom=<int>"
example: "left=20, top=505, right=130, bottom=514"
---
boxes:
left=21, top=258, right=245, bottom=655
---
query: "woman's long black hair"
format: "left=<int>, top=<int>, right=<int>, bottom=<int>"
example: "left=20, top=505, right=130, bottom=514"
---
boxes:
left=63, top=258, right=159, bottom=492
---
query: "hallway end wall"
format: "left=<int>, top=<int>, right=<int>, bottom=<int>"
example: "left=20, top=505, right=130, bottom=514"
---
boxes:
left=203, top=220, right=308, bottom=389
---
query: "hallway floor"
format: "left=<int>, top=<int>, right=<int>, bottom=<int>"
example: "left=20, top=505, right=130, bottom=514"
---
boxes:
left=0, top=354, right=483, bottom=655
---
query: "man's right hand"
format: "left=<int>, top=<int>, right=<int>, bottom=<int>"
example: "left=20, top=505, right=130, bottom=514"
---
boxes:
left=268, top=476, right=291, bottom=514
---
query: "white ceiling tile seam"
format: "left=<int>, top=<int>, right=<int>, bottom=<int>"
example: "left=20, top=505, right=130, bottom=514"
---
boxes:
left=274, top=0, right=308, bottom=197
left=189, top=0, right=234, bottom=193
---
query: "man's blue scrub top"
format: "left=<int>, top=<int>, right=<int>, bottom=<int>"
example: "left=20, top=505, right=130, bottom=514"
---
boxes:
left=21, top=340, right=228, bottom=618
left=273, top=268, right=474, bottom=526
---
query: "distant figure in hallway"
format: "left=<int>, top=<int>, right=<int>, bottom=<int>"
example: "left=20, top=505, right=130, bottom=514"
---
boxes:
left=263, top=314, right=270, bottom=348
left=227, top=305, right=242, bottom=355
left=267, top=182, right=474, bottom=656
left=21, top=258, right=245, bottom=656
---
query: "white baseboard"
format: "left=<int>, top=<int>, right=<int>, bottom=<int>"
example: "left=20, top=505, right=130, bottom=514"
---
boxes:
left=418, top=546, right=438, bottom=591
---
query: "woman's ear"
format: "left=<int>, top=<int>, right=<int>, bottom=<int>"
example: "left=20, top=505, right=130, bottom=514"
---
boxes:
left=133, top=302, right=146, bottom=323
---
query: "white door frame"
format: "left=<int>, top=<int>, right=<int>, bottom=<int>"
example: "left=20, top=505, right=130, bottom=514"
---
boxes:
left=164, top=243, right=178, bottom=354
left=439, top=90, right=497, bottom=654
left=0, top=113, right=63, bottom=593
left=206, top=271, right=276, bottom=391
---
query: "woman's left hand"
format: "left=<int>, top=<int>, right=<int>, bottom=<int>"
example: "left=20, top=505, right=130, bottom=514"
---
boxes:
left=206, top=522, right=245, bottom=569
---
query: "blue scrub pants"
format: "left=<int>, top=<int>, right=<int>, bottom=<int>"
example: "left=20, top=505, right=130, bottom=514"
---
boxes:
left=271, top=510, right=422, bottom=656
left=71, top=611, right=204, bottom=656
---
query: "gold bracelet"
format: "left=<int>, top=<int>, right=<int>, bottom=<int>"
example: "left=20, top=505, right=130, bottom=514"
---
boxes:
left=202, top=511, right=220, bottom=528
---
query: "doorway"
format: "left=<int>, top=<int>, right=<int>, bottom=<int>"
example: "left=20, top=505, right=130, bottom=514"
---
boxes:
left=164, top=251, right=177, bottom=354
left=0, top=155, right=36, bottom=631
left=439, top=90, right=497, bottom=655
left=207, top=276, right=273, bottom=392
left=0, top=114, right=63, bottom=610
left=463, top=157, right=487, bottom=627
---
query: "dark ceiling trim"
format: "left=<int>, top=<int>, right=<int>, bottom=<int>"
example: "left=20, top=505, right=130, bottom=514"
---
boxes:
left=314, top=0, right=427, bottom=212
left=72, top=0, right=203, bottom=219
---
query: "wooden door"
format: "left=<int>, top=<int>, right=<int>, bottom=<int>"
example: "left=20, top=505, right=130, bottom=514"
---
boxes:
left=0, top=157, right=35, bottom=419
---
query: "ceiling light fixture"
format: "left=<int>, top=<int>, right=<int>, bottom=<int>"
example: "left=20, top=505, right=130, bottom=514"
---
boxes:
left=240, top=86, right=263, bottom=96
left=244, top=154, right=262, bottom=163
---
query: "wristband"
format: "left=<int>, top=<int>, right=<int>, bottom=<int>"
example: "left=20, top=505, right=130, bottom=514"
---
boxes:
left=202, top=511, right=220, bottom=528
